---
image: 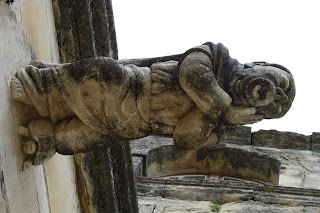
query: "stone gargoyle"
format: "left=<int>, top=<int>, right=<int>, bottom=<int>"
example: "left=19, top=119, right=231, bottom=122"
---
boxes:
left=11, top=42, right=295, bottom=165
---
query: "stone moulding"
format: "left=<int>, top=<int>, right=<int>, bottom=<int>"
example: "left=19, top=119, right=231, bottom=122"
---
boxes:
left=252, top=130, right=311, bottom=150
left=136, top=177, right=320, bottom=206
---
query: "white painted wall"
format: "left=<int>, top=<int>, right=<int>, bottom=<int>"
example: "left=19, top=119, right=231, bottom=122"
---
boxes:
left=0, top=1, right=80, bottom=212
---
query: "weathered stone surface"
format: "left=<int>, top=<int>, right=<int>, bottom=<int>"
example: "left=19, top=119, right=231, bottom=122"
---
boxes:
left=249, top=147, right=320, bottom=189
left=139, top=196, right=212, bottom=213
left=130, top=136, right=174, bottom=156
left=52, top=0, right=118, bottom=62
left=132, top=156, right=144, bottom=177
left=136, top=177, right=320, bottom=207
left=144, top=143, right=280, bottom=184
left=75, top=141, right=138, bottom=213
left=138, top=198, right=320, bottom=213
left=304, top=171, right=320, bottom=190
left=139, top=203, right=157, bottom=213
left=224, top=126, right=252, bottom=145
left=253, top=191, right=320, bottom=207
left=252, top=130, right=311, bottom=150
left=130, top=136, right=174, bottom=177
left=219, top=201, right=319, bottom=213
left=137, top=181, right=254, bottom=203
left=0, top=171, right=9, bottom=213
left=311, top=132, right=320, bottom=151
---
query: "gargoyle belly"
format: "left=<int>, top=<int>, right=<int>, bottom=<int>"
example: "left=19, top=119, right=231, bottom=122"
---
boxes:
left=61, top=66, right=153, bottom=139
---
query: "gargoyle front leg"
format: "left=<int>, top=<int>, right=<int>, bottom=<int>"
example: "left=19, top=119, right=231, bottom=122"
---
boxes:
left=179, top=51, right=232, bottom=121
left=173, top=107, right=236, bottom=149
left=222, top=105, right=264, bottom=125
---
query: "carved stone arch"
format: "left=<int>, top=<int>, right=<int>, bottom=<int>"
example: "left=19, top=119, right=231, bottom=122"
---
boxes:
left=132, top=138, right=280, bottom=185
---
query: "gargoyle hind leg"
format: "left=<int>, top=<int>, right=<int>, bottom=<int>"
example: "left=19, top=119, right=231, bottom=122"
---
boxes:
left=55, top=118, right=115, bottom=155
left=10, top=60, right=61, bottom=105
left=173, top=107, right=235, bottom=149
left=11, top=60, right=62, bottom=105
left=20, top=117, right=115, bottom=165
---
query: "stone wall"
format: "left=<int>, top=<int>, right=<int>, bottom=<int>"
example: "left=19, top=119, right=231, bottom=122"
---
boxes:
left=136, top=178, right=320, bottom=206
left=131, top=127, right=320, bottom=212
left=131, top=127, right=319, bottom=179
left=0, top=1, right=79, bottom=212
left=225, top=126, right=316, bottom=151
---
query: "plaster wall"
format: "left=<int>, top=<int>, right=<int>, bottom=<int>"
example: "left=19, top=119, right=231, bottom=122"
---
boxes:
left=0, top=1, right=80, bottom=212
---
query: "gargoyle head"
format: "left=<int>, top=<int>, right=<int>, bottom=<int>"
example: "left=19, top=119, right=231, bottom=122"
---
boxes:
left=230, top=62, right=295, bottom=119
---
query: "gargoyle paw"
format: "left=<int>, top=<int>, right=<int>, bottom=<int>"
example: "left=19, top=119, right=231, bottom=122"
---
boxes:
left=10, top=76, right=32, bottom=105
left=23, top=140, right=37, bottom=155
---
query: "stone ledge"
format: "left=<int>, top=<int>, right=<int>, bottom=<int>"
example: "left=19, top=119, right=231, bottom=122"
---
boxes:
left=136, top=177, right=320, bottom=207
left=138, top=198, right=320, bottom=213
left=219, top=200, right=319, bottom=213
left=138, top=196, right=213, bottom=213
left=252, top=130, right=311, bottom=150
left=137, top=178, right=320, bottom=197
left=130, top=129, right=317, bottom=155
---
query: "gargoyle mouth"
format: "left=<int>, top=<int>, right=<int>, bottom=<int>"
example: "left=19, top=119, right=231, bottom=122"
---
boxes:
left=246, top=78, right=276, bottom=107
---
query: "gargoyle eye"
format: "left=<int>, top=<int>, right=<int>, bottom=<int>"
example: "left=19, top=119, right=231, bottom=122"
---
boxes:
left=280, top=75, right=290, bottom=90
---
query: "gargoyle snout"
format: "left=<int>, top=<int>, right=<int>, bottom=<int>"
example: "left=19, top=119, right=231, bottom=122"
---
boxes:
left=275, top=87, right=288, bottom=103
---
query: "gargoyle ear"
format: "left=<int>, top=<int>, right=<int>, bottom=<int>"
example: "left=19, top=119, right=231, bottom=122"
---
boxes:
left=244, top=61, right=268, bottom=68
left=244, top=63, right=253, bottom=68
left=269, top=63, right=291, bottom=74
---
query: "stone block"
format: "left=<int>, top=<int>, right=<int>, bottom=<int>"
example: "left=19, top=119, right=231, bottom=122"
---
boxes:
left=252, top=130, right=311, bottom=150
left=130, top=136, right=174, bottom=156
left=311, top=132, right=320, bottom=151
left=138, top=203, right=157, bottom=213
left=138, top=196, right=213, bottom=213
left=278, top=169, right=303, bottom=187
left=303, top=171, right=320, bottom=190
left=219, top=200, right=319, bottom=213
left=132, top=156, right=144, bottom=177
left=225, top=126, right=252, bottom=145
left=136, top=181, right=254, bottom=204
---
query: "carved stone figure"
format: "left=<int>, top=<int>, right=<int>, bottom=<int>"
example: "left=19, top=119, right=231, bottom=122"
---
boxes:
left=11, top=42, right=295, bottom=165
